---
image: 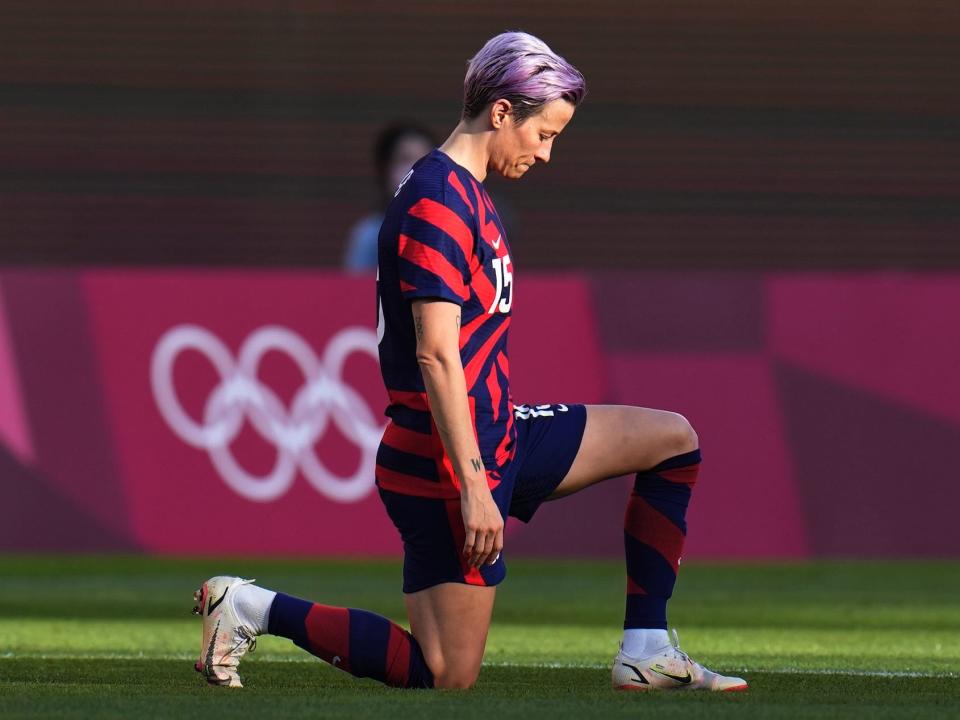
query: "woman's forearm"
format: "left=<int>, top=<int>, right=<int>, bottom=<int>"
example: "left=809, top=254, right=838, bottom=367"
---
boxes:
left=412, top=298, right=488, bottom=493
left=418, top=351, right=487, bottom=492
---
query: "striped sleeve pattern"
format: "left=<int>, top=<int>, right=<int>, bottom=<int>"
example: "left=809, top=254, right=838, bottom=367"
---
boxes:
left=397, top=184, right=476, bottom=305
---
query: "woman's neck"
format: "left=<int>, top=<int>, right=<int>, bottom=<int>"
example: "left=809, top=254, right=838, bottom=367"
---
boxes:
left=439, top=120, right=490, bottom=182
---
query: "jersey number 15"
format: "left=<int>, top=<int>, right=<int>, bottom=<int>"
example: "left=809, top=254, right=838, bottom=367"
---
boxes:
left=488, top=254, right=513, bottom=314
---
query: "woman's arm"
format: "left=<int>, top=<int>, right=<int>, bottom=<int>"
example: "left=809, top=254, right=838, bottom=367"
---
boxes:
left=411, top=298, right=504, bottom=568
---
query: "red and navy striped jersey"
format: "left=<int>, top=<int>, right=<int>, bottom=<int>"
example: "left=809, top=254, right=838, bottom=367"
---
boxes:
left=375, top=149, right=515, bottom=499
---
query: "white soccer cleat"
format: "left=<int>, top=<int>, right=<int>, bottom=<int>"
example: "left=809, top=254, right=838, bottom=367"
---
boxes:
left=612, top=629, right=748, bottom=692
left=192, top=576, right=258, bottom=688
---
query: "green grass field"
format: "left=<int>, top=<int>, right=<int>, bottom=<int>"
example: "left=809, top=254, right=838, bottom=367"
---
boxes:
left=1, top=556, right=958, bottom=719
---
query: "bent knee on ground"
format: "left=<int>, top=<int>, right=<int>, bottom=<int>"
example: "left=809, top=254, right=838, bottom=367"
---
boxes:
left=419, top=646, right=482, bottom=689
left=405, top=582, right=493, bottom=691
left=431, top=663, right=481, bottom=689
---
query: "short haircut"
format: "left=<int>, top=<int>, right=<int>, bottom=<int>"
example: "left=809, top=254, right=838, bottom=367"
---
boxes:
left=462, top=31, right=587, bottom=124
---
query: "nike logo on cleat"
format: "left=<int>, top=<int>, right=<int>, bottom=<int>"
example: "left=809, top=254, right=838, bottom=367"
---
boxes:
left=207, top=589, right=228, bottom=616
left=651, top=668, right=692, bottom=684
left=204, top=618, right=221, bottom=676
left=622, top=662, right=650, bottom=685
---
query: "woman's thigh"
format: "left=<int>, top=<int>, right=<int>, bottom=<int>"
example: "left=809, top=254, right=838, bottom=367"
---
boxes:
left=405, top=582, right=496, bottom=689
left=549, top=404, right=698, bottom=499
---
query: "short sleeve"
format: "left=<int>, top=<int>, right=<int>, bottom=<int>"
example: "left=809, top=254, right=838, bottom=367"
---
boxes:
left=397, top=186, right=476, bottom=306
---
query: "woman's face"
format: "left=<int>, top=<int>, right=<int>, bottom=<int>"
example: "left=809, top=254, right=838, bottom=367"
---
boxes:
left=489, top=98, right=576, bottom=179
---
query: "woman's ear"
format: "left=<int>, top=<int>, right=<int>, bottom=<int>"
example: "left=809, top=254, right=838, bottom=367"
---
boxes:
left=489, top=99, right=513, bottom=129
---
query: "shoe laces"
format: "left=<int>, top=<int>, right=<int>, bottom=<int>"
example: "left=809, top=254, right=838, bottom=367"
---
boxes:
left=668, top=628, right=692, bottom=664
left=228, top=625, right=257, bottom=657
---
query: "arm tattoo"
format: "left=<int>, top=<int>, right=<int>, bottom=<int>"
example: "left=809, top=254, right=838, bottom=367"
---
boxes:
left=470, top=457, right=482, bottom=473
left=456, top=314, right=461, bottom=330
left=414, top=315, right=423, bottom=340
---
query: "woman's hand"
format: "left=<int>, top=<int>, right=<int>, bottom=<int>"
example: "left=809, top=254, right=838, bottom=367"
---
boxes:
left=460, top=478, right=504, bottom=568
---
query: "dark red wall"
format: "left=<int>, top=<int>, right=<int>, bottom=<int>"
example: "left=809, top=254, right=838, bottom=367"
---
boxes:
left=1, top=1, right=958, bottom=268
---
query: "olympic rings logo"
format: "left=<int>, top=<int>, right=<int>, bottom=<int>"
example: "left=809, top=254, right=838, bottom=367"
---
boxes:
left=150, top=325, right=385, bottom=503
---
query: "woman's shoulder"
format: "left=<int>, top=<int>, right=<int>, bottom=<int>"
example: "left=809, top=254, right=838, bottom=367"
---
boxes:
left=387, top=151, right=480, bottom=232
left=398, top=150, right=449, bottom=198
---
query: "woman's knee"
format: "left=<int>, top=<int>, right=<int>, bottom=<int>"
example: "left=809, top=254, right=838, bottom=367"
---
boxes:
left=432, top=664, right=480, bottom=689
left=673, top=413, right=699, bottom=454
left=652, top=411, right=698, bottom=458
left=420, top=643, right=482, bottom=689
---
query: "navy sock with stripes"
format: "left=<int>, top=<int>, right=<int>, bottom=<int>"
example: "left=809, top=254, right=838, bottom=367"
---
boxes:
left=268, top=593, right=434, bottom=689
left=623, top=449, right=700, bottom=630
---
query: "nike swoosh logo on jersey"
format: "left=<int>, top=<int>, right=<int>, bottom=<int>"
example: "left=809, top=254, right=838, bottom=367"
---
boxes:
left=492, top=234, right=501, bottom=249
left=207, top=588, right=228, bottom=616
left=651, top=667, right=692, bottom=684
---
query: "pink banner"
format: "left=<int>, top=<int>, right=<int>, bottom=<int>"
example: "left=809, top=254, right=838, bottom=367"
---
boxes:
left=83, top=272, right=392, bottom=554
left=2, top=269, right=958, bottom=557
left=78, top=271, right=605, bottom=555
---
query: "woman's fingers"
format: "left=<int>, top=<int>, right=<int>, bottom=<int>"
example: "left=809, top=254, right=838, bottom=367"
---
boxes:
left=488, top=528, right=504, bottom=566
left=474, top=530, right=495, bottom=567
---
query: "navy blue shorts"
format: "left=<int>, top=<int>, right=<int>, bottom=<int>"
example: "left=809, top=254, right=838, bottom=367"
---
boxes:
left=379, top=403, right=587, bottom=593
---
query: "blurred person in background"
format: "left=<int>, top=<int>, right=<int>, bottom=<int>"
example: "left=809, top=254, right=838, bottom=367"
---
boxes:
left=343, top=122, right=436, bottom=272
left=194, top=30, right=745, bottom=695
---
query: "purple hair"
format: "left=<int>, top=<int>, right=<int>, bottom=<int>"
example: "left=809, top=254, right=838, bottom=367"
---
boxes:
left=462, top=32, right=586, bottom=124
